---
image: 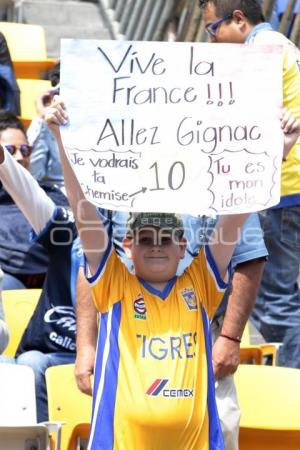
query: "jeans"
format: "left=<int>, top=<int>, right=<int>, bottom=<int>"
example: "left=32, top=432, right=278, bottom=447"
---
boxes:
left=252, top=207, right=300, bottom=343
left=0, top=267, right=9, bottom=354
left=211, top=318, right=240, bottom=450
left=0, top=351, right=75, bottom=422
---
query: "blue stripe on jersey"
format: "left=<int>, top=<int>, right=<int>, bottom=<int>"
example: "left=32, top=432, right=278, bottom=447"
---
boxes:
left=91, top=312, right=106, bottom=414
left=85, top=236, right=113, bottom=285
left=88, top=302, right=121, bottom=450
left=70, top=237, right=82, bottom=308
left=138, top=276, right=177, bottom=300
left=204, top=245, right=228, bottom=290
left=271, top=193, right=300, bottom=209
left=201, top=306, right=225, bottom=450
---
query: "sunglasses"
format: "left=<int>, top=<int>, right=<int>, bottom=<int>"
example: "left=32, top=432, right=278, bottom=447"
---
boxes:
left=5, top=144, right=33, bottom=158
left=205, top=14, right=232, bottom=37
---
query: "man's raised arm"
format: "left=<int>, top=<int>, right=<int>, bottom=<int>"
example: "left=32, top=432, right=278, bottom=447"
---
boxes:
left=0, top=146, right=54, bottom=235
left=209, top=110, right=300, bottom=279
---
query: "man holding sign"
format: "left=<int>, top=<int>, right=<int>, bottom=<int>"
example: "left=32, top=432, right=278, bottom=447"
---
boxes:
left=200, top=0, right=300, bottom=356
left=45, top=95, right=299, bottom=450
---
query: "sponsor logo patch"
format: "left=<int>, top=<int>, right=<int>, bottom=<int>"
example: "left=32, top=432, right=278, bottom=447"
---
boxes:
left=146, top=379, right=193, bottom=398
left=180, top=288, right=197, bottom=311
left=133, top=295, right=147, bottom=320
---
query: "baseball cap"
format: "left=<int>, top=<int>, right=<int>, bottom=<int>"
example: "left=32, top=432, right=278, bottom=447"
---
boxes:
left=126, top=212, right=184, bottom=237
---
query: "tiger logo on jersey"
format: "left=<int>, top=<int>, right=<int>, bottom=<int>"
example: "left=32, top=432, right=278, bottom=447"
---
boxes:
left=180, top=288, right=197, bottom=311
left=133, top=294, right=147, bottom=320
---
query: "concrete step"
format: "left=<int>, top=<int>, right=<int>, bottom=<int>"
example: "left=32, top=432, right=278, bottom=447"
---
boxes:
left=45, top=23, right=110, bottom=57
left=21, top=0, right=104, bottom=26
left=17, top=0, right=110, bottom=58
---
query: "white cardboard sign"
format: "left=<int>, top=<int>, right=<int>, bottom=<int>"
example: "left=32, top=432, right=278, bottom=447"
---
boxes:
left=60, top=39, right=283, bottom=215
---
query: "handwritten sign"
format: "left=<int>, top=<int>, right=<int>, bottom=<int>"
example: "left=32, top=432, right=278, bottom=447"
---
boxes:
left=60, top=39, right=283, bottom=215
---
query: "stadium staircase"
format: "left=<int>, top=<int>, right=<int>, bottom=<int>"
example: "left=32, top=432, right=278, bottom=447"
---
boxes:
left=13, top=0, right=111, bottom=58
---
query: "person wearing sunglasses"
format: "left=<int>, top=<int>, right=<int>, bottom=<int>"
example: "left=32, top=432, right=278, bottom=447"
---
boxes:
left=0, top=110, right=91, bottom=423
left=199, top=0, right=300, bottom=448
left=5, top=144, right=33, bottom=163
left=0, top=110, right=69, bottom=290
left=0, top=125, right=33, bottom=170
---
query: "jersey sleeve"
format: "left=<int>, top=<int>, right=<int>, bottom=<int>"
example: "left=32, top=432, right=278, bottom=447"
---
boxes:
left=86, top=238, right=129, bottom=313
left=0, top=149, right=55, bottom=234
left=282, top=45, right=300, bottom=122
left=231, top=213, right=268, bottom=267
left=254, top=31, right=300, bottom=121
left=187, top=245, right=229, bottom=319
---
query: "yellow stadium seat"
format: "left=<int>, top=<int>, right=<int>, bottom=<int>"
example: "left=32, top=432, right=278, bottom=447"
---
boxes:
left=235, top=365, right=300, bottom=450
left=240, top=344, right=277, bottom=365
left=2, top=289, right=41, bottom=357
left=17, top=78, right=51, bottom=123
left=0, top=22, right=56, bottom=79
left=67, top=423, right=90, bottom=450
left=241, top=322, right=251, bottom=346
left=0, top=22, right=48, bottom=60
left=46, top=364, right=92, bottom=450
left=13, top=60, right=57, bottom=80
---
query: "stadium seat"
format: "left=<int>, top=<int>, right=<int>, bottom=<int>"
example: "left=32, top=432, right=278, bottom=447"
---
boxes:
left=2, top=289, right=41, bottom=357
left=0, top=425, right=49, bottom=450
left=17, top=78, right=51, bottom=124
left=13, top=60, right=57, bottom=79
left=235, top=365, right=300, bottom=450
left=0, top=22, right=56, bottom=78
left=67, top=423, right=90, bottom=450
left=0, top=364, right=61, bottom=450
left=46, top=364, right=92, bottom=450
left=240, top=321, right=251, bottom=346
left=240, top=344, right=277, bottom=365
left=0, top=22, right=48, bottom=60
left=0, top=364, right=37, bottom=424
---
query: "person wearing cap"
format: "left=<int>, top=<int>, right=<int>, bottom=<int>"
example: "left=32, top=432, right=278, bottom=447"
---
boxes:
left=45, top=97, right=300, bottom=450
left=80, top=208, right=266, bottom=450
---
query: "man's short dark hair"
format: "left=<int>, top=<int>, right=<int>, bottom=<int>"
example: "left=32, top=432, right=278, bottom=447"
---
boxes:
left=0, top=110, right=26, bottom=135
left=198, top=0, right=265, bottom=25
left=47, top=62, right=60, bottom=87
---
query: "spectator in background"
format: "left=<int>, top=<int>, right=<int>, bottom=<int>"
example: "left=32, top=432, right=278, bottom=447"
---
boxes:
left=277, top=0, right=300, bottom=36
left=0, top=113, right=85, bottom=421
left=0, top=266, right=9, bottom=354
left=199, top=0, right=300, bottom=361
left=0, top=31, right=20, bottom=115
left=0, top=110, right=68, bottom=289
left=27, top=62, right=64, bottom=191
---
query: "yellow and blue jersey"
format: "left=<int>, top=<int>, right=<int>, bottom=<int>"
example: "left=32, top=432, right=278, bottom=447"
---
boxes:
left=254, top=29, right=300, bottom=207
left=87, top=239, right=227, bottom=450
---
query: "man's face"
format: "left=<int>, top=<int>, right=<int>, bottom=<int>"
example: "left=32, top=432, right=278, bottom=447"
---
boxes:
left=203, top=2, right=245, bottom=43
left=0, top=128, right=30, bottom=169
left=123, top=227, right=186, bottom=285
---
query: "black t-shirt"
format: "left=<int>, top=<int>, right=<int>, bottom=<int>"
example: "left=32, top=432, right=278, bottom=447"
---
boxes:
left=16, top=207, right=81, bottom=356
